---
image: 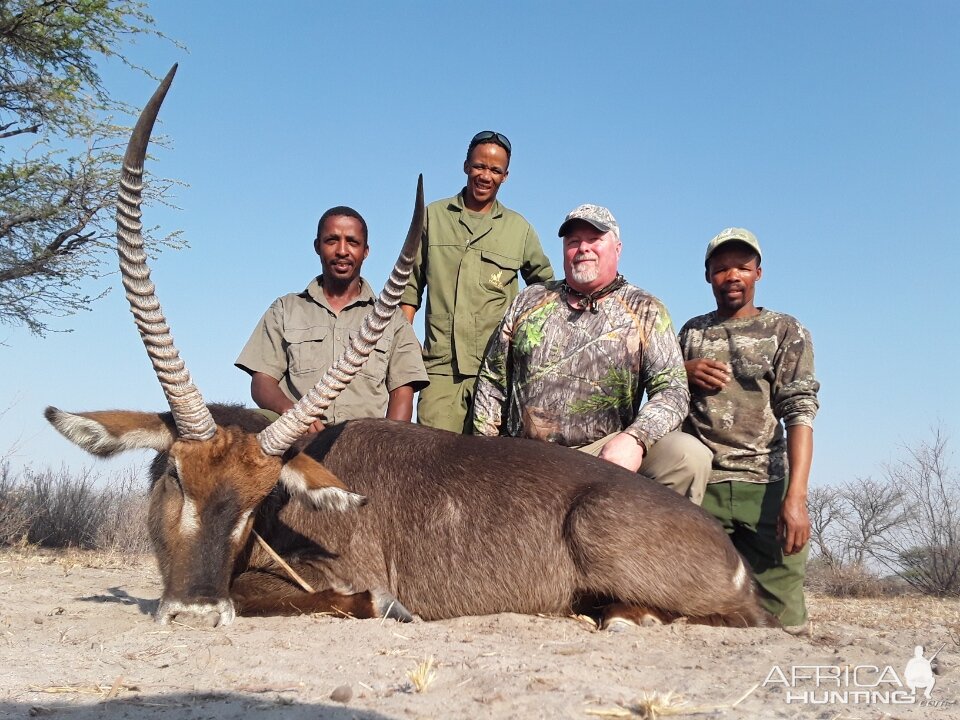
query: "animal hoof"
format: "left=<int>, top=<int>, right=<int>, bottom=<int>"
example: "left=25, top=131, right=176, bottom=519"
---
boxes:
left=375, top=593, right=413, bottom=622
left=604, top=617, right=636, bottom=633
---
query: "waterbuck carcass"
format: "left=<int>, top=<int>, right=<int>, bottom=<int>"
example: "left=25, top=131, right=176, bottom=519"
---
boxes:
left=45, top=66, right=778, bottom=631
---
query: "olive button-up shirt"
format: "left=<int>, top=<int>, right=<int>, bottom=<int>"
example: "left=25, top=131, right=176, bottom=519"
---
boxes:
left=236, top=277, right=428, bottom=424
left=400, top=191, right=554, bottom=376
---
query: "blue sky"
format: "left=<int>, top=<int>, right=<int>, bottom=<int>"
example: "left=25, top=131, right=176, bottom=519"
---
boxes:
left=1, top=1, right=957, bottom=484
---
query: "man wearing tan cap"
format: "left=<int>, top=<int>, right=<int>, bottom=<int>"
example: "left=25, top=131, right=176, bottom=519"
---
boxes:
left=679, top=227, right=820, bottom=632
left=472, top=204, right=710, bottom=502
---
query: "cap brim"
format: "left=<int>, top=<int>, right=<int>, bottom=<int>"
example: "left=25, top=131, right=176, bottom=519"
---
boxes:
left=706, top=238, right=762, bottom=262
left=558, top=218, right=610, bottom=237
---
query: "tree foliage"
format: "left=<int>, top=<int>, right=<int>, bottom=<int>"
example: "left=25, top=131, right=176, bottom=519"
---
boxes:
left=0, top=0, right=181, bottom=335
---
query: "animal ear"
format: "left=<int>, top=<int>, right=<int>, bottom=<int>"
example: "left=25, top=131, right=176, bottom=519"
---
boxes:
left=44, top=407, right=177, bottom=456
left=279, top=452, right=367, bottom=512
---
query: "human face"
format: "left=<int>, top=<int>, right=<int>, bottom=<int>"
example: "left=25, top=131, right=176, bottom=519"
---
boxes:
left=562, top=221, right=622, bottom=293
left=706, top=243, right=762, bottom=319
left=314, top=215, right=369, bottom=287
left=462, top=143, right=509, bottom=212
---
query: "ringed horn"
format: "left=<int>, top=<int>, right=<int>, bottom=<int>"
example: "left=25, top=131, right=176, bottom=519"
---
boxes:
left=116, top=64, right=215, bottom=441
left=257, top=177, right=424, bottom=455
left=116, top=63, right=425, bottom=450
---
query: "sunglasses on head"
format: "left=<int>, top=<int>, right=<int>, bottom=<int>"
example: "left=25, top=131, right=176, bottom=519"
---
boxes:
left=469, top=130, right=512, bottom=155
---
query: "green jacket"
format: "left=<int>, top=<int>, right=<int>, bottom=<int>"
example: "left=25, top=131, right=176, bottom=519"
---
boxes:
left=401, top=191, right=554, bottom=376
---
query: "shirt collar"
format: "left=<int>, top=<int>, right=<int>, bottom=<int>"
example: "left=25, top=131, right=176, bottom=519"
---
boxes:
left=303, top=276, right=376, bottom=312
left=451, top=188, right=504, bottom=219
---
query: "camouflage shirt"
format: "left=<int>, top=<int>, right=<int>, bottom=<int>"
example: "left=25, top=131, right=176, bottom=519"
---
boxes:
left=678, top=309, right=820, bottom=484
left=472, top=280, right=689, bottom=449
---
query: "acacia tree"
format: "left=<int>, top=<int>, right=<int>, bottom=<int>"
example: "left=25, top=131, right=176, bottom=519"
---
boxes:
left=0, top=0, right=181, bottom=335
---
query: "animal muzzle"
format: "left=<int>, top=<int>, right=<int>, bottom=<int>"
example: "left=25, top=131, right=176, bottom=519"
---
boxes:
left=155, top=597, right=236, bottom=628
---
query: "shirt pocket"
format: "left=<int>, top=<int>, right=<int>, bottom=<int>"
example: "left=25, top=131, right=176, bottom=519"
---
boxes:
left=354, top=326, right=394, bottom=383
left=422, top=313, right=452, bottom=366
left=285, top=326, right=330, bottom=375
left=478, top=250, right=521, bottom=295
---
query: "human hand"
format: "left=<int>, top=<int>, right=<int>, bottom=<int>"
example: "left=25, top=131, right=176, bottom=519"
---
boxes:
left=777, top=494, right=810, bottom=555
left=308, top=419, right=326, bottom=435
left=598, top=433, right=645, bottom=473
left=685, top=359, right=731, bottom=391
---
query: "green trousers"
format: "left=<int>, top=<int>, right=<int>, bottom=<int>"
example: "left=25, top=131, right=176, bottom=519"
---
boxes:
left=702, top=479, right=809, bottom=628
left=416, top=373, right=477, bottom=434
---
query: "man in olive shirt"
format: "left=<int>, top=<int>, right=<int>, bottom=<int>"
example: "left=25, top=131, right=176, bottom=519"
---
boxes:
left=400, top=131, right=553, bottom=433
left=679, top=227, right=819, bottom=632
left=237, top=206, right=428, bottom=431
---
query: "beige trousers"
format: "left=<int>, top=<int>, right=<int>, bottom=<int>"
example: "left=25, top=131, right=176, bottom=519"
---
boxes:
left=578, top=430, right=712, bottom=505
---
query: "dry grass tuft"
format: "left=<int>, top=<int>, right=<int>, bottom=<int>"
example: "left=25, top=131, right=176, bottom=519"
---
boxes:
left=406, top=656, right=437, bottom=693
left=587, top=691, right=689, bottom=718
left=587, top=683, right=760, bottom=718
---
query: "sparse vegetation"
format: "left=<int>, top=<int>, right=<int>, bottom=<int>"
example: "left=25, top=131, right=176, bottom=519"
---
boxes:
left=406, top=657, right=437, bottom=693
left=808, top=426, right=959, bottom=598
left=0, top=462, right=151, bottom=554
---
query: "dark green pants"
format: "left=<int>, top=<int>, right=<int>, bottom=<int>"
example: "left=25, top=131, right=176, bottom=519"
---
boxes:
left=702, top=479, right=809, bottom=627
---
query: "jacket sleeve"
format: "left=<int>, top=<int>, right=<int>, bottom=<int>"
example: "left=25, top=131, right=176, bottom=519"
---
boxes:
left=400, top=220, right=428, bottom=309
left=624, top=302, right=690, bottom=449
left=385, top=316, right=430, bottom=393
left=773, top=319, right=820, bottom=427
left=235, top=298, right=288, bottom=380
left=520, top=225, right=554, bottom=285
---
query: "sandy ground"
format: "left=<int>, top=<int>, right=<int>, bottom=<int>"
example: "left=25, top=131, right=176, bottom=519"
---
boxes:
left=0, top=549, right=958, bottom=720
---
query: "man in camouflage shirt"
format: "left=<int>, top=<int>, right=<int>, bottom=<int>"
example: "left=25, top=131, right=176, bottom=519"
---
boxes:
left=473, top=204, right=711, bottom=502
left=679, top=227, right=820, bottom=631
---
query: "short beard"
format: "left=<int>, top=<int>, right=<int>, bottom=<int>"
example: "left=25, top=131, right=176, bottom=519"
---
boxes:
left=569, top=260, right=599, bottom=285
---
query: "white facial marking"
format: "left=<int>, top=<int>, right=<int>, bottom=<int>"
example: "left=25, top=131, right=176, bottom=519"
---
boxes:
left=178, top=493, right=200, bottom=538
left=230, top=509, right=253, bottom=545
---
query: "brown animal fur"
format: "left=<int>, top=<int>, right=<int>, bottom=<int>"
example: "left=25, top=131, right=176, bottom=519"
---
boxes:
left=281, top=419, right=774, bottom=626
left=47, top=403, right=778, bottom=629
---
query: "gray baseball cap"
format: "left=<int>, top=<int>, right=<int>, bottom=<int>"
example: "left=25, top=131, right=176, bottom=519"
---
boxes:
left=705, top=227, right=762, bottom=264
left=558, top=204, right=620, bottom=240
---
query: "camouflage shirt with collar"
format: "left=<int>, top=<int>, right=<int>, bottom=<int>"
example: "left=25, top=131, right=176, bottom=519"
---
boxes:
left=472, top=280, right=689, bottom=449
left=678, top=308, right=820, bottom=484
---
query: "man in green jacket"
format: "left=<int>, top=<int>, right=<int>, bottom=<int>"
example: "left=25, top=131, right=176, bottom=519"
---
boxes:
left=401, top=131, right=553, bottom=433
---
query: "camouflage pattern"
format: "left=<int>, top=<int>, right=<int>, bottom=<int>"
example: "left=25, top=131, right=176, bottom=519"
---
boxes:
left=678, top=309, right=819, bottom=485
left=557, top=204, right=620, bottom=240
left=704, top=227, right=762, bottom=264
left=473, top=281, right=689, bottom=449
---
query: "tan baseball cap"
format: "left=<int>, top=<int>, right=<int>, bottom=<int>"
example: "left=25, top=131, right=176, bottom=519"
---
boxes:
left=705, top=227, right=762, bottom=264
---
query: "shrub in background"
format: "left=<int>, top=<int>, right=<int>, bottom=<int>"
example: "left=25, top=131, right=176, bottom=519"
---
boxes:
left=0, top=463, right=151, bottom=553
